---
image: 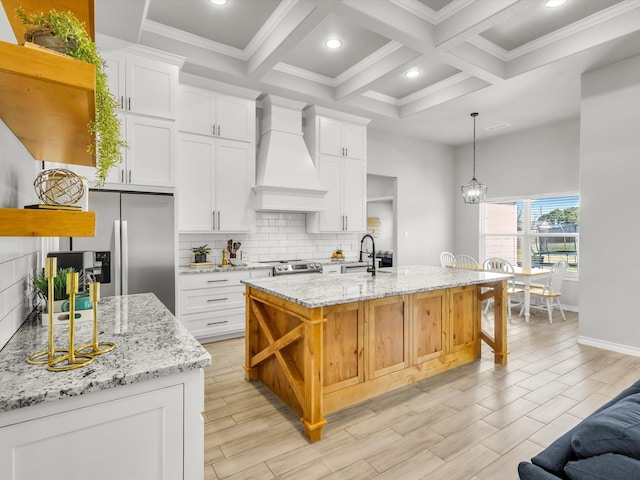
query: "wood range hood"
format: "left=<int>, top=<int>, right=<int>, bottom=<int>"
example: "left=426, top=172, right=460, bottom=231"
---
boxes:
left=0, top=0, right=96, bottom=167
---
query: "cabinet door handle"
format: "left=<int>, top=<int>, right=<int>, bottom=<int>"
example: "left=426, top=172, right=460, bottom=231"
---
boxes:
left=128, top=97, right=131, bottom=111
left=120, top=96, right=124, bottom=110
left=121, top=169, right=125, bottom=183
left=345, top=215, right=348, bottom=231
left=217, top=211, right=221, bottom=230
left=207, top=320, right=229, bottom=326
left=217, top=125, right=221, bottom=136
left=128, top=169, right=132, bottom=183
left=212, top=124, right=216, bottom=136
left=207, top=279, right=228, bottom=283
left=207, top=297, right=229, bottom=302
left=345, top=147, right=348, bottom=157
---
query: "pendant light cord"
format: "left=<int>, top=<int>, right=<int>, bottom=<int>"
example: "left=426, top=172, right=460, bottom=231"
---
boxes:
left=471, top=112, right=478, bottom=179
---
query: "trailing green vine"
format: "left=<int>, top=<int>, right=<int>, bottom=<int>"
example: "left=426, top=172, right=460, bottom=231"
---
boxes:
left=16, top=8, right=126, bottom=186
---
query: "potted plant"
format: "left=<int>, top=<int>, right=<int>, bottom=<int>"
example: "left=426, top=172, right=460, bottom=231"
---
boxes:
left=32, top=267, right=76, bottom=312
left=16, top=8, right=127, bottom=186
left=192, top=245, right=211, bottom=263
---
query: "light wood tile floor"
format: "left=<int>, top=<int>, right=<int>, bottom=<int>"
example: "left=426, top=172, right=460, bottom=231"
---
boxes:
left=201, top=310, right=640, bottom=479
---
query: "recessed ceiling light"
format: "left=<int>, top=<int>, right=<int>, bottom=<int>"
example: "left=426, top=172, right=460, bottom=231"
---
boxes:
left=325, top=38, right=343, bottom=49
left=405, top=69, right=420, bottom=78
left=545, top=0, right=567, bottom=7
left=209, top=0, right=228, bottom=5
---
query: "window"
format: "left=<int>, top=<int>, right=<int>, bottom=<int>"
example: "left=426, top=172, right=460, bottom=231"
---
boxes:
left=481, top=195, right=579, bottom=274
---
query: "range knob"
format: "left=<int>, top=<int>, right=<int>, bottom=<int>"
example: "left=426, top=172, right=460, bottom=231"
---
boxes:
left=276, top=266, right=283, bottom=271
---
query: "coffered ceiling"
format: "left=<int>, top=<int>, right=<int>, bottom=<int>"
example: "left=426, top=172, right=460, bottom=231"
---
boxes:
left=95, top=0, right=640, bottom=145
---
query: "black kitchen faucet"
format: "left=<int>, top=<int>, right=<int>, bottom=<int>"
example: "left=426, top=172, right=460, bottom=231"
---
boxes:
left=359, top=234, right=376, bottom=277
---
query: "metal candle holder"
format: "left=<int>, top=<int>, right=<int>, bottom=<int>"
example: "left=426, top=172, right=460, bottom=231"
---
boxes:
left=27, top=257, right=68, bottom=364
left=77, top=282, right=115, bottom=356
left=47, top=272, right=95, bottom=372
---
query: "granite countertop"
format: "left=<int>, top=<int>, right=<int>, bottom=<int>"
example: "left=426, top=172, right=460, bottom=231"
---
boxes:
left=0, top=293, right=211, bottom=413
left=179, top=258, right=365, bottom=274
left=242, top=264, right=512, bottom=308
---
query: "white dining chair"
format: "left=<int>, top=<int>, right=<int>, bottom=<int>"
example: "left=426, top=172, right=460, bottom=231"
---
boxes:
left=454, top=254, right=478, bottom=270
left=440, top=251, right=456, bottom=268
left=482, top=257, right=524, bottom=322
left=523, top=260, right=568, bottom=324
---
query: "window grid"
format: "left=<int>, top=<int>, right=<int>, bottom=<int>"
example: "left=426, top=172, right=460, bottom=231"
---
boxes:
left=481, top=195, right=579, bottom=275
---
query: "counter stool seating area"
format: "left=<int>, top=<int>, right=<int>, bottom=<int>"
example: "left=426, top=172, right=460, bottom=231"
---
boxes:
left=518, top=379, right=640, bottom=480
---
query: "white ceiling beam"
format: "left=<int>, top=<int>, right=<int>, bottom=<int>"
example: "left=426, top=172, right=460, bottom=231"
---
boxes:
left=246, top=0, right=342, bottom=81
left=399, top=76, right=490, bottom=117
left=507, top=6, right=640, bottom=77
left=435, top=0, right=534, bottom=51
left=336, top=0, right=437, bottom=54
left=140, top=30, right=247, bottom=78
left=443, top=42, right=507, bottom=83
left=334, top=46, right=421, bottom=102
left=342, top=95, right=401, bottom=119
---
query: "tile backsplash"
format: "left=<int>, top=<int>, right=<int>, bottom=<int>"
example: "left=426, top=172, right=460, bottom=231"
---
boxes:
left=178, top=212, right=362, bottom=266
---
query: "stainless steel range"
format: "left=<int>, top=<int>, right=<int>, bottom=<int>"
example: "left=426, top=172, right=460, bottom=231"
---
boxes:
left=260, top=259, right=323, bottom=276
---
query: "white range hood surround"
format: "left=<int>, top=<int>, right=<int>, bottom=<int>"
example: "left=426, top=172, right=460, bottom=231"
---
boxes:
left=254, top=95, right=327, bottom=212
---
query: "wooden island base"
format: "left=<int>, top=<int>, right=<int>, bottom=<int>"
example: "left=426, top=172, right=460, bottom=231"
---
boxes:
left=244, top=280, right=507, bottom=442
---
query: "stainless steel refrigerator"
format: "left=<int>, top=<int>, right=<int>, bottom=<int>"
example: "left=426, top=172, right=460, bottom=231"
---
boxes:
left=63, top=190, right=175, bottom=313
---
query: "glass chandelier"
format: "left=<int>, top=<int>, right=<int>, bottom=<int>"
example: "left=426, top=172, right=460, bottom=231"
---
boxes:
left=461, top=112, right=487, bottom=204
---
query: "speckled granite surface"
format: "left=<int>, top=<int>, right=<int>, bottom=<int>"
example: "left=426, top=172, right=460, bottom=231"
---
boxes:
left=179, top=262, right=272, bottom=274
left=242, top=265, right=512, bottom=308
left=0, top=293, right=211, bottom=413
left=179, top=259, right=364, bottom=274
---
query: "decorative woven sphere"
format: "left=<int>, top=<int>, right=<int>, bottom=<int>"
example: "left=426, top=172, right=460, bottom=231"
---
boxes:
left=34, top=169, right=85, bottom=206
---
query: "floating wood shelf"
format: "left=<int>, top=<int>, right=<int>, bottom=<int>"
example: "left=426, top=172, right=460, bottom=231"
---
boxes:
left=0, top=209, right=96, bottom=237
left=0, top=0, right=96, bottom=166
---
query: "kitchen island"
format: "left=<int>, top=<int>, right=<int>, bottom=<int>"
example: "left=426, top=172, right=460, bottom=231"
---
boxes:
left=243, top=265, right=511, bottom=441
left=0, top=293, right=211, bottom=480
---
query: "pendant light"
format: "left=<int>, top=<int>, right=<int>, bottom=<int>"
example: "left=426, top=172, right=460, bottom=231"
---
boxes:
left=461, top=112, right=487, bottom=204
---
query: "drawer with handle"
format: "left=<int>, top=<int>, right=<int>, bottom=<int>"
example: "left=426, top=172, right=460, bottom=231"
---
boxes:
left=184, top=310, right=244, bottom=338
left=180, top=270, right=249, bottom=291
left=180, top=286, right=244, bottom=315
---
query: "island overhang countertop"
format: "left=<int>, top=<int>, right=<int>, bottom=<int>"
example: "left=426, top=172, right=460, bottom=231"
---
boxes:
left=0, top=292, right=211, bottom=413
left=242, top=264, right=512, bottom=308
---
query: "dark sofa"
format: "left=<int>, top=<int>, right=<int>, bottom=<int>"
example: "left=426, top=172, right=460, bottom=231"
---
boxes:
left=518, top=379, right=640, bottom=480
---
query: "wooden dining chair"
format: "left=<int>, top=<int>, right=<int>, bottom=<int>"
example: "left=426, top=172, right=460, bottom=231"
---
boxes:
left=440, top=251, right=456, bottom=268
left=482, top=257, right=523, bottom=322
left=524, top=260, right=568, bottom=324
left=454, top=254, right=478, bottom=270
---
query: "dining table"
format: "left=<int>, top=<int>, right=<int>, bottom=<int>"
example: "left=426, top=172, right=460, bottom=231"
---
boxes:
left=511, top=266, right=552, bottom=322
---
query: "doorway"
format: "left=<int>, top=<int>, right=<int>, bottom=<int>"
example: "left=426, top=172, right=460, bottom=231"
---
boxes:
left=366, top=174, right=397, bottom=267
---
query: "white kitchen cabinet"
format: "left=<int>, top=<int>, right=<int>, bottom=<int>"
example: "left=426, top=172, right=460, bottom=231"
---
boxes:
left=178, top=133, right=254, bottom=232
left=311, top=154, right=366, bottom=232
left=318, top=116, right=367, bottom=160
left=304, top=106, right=370, bottom=233
left=44, top=116, right=176, bottom=189
left=103, top=52, right=178, bottom=120
left=322, top=263, right=342, bottom=275
left=178, top=85, right=255, bottom=142
left=0, top=370, right=204, bottom=480
left=179, top=269, right=271, bottom=341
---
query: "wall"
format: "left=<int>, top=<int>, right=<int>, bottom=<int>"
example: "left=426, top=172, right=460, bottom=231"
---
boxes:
left=579, top=54, right=640, bottom=355
left=0, top=120, right=41, bottom=349
left=367, top=201, right=394, bottom=252
left=367, top=129, right=455, bottom=266
left=178, top=212, right=361, bottom=266
left=453, top=118, right=581, bottom=309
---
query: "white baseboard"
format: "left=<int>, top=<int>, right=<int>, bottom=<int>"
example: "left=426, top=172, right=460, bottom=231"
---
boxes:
left=578, top=335, right=640, bottom=357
